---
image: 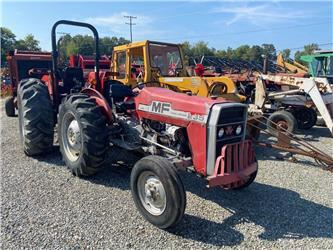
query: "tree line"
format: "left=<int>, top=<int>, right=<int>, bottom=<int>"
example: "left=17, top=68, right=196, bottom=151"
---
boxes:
left=0, top=27, right=130, bottom=67
left=1, top=26, right=321, bottom=68
left=182, top=41, right=320, bottom=66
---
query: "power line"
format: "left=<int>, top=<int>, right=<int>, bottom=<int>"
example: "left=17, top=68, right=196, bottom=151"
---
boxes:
left=124, top=15, right=137, bottom=42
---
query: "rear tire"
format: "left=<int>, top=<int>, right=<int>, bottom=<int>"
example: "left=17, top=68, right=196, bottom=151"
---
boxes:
left=267, top=110, right=296, bottom=135
left=58, top=94, right=108, bottom=176
left=5, top=96, right=15, bottom=117
left=293, top=107, right=317, bottom=130
left=17, top=78, right=54, bottom=156
left=130, top=156, right=186, bottom=229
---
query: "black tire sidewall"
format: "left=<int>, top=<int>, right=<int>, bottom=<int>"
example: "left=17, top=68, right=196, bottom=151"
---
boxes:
left=267, top=111, right=296, bottom=134
left=294, top=107, right=317, bottom=130
left=17, top=78, right=54, bottom=155
left=5, top=96, right=15, bottom=117
left=58, top=94, right=108, bottom=176
left=130, top=156, right=185, bottom=229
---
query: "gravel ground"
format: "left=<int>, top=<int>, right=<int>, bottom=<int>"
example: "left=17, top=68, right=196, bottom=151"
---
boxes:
left=1, top=101, right=333, bottom=249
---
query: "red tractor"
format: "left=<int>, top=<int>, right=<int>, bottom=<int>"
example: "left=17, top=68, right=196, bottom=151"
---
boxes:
left=68, top=54, right=111, bottom=80
left=16, top=20, right=258, bottom=229
left=5, top=50, right=110, bottom=117
left=5, top=50, right=52, bottom=116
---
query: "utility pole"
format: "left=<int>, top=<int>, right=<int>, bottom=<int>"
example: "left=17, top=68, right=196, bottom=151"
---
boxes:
left=124, top=15, right=137, bottom=42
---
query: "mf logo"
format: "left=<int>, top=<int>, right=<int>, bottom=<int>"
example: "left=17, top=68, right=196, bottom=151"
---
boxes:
left=151, top=101, right=171, bottom=114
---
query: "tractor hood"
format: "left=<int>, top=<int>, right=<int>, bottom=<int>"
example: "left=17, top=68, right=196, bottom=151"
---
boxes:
left=135, top=87, right=231, bottom=126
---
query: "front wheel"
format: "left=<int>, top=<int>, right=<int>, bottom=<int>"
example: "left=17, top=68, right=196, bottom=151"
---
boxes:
left=130, top=156, right=186, bottom=229
left=231, top=170, right=257, bottom=190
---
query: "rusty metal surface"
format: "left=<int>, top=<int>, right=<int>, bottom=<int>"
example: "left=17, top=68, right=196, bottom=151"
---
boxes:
left=247, top=115, right=333, bottom=169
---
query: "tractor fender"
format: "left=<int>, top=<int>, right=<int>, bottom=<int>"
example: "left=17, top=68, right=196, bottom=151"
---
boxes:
left=81, top=88, right=114, bottom=124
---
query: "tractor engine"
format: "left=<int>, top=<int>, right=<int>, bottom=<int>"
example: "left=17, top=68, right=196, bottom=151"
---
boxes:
left=140, top=119, right=191, bottom=156
left=112, top=113, right=190, bottom=157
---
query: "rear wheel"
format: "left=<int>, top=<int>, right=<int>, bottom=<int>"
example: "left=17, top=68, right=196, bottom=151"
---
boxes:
left=58, top=94, right=108, bottom=176
left=130, top=156, right=186, bottom=229
left=5, top=96, right=15, bottom=117
left=293, top=107, right=317, bottom=130
left=267, top=110, right=296, bottom=135
left=17, top=78, right=54, bottom=156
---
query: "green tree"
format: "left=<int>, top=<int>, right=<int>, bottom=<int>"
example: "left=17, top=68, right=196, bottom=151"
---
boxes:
left=1, top=27, right=16, bottom=66
left=261, top=44, right=276, bottom=61
left=181, top=41, right=193, bottom=58
left=234, top=45, right=251, bottom=60
left=215, top=49, right=227, bottom=58
left=100, top=36, right=129, bottom=55
left=56, top=35, right=129, bottom=63
left=15, top=34, right=41, bottom=51
left=249, top=45, right=263, bottom=63
left=191, top=41, right=215, bottom=57
left=282, top=48, right=291, bottom=60
left=294, top=43, right=319, bottom=65
left=58, top=34, right=73, bottom=62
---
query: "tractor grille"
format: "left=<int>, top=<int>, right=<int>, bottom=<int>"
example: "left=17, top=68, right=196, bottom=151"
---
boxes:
left=215, top=105, right=247, bottom=159
left=218, top=106, right=245, bottom=124
left=216, top=140, right=256, bottom=175
left=206, top=103, right=248, bottom=176
left=207, top=140, right=257, bottom=187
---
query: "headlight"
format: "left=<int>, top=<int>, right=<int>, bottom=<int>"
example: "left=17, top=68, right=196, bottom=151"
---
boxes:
left=218, top=128, right=224, bottom=138
left=235, top=125, right=242, bottom=135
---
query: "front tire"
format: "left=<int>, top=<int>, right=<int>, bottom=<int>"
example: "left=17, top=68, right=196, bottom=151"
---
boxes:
left=130, top=156, right=186, bottom=229
left=58, top=94, right=108, bottom=176
left=17, top=78, right=54, bottom=156
left=232, top=170, right=257, bottom=190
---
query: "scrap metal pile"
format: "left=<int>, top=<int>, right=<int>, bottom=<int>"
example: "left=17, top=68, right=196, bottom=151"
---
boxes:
left=189, top=56, right=266, bottom=73
left=189, top=54, right=333, bottom=169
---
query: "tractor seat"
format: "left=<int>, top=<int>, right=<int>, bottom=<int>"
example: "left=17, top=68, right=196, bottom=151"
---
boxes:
left=109, top=84, right=134, bottom=99
left=109, top=84, right=135, bottom=112
left=61, top=67, right=85, bottom=93
left=115, top=100, right=135, bottom=112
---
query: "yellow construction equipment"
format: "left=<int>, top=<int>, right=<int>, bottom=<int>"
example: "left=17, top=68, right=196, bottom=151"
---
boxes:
left=111, top=40, right=245, bottom=102
left=276, top=53, right=308, bottom=74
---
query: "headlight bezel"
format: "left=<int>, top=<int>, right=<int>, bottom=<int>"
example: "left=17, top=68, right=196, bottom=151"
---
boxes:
left=235, top=125, right=242, bottom=135
left=218, top=127, right=225, bottom=138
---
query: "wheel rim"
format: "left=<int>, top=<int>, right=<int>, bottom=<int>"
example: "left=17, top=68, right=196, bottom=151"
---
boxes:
left=18, top=96, right=25, bottom=142
left=276, top=120, right=288, bottom=131
left=137, top=171, right=166, bottom=216
left=61, top=112, right=82, bottom=162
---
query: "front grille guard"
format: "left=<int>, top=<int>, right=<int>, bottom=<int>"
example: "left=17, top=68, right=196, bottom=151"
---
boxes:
left=207, top=140, right=257, bottom=187
left=206, top=103, right=248, bottom=176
